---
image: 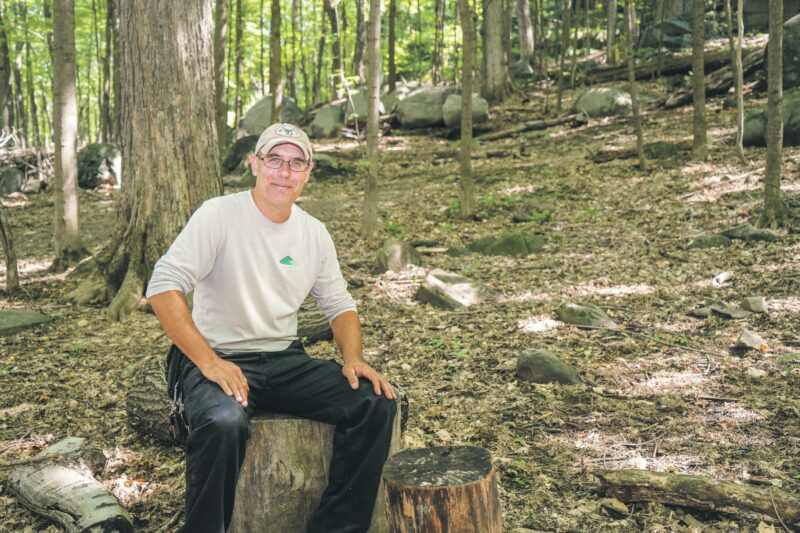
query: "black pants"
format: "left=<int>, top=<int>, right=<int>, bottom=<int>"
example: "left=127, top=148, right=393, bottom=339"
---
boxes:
left=180, top=341, right=397, bottom=533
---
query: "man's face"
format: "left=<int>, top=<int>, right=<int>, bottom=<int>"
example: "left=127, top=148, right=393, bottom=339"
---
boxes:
left=250, top=143, right=313, bottom=212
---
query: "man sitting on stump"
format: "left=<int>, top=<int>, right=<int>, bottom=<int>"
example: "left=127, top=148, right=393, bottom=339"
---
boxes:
left=146, top=123, right=397, bottom=533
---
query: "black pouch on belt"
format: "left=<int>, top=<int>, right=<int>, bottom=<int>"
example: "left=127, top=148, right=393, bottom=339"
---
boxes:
left=165, top=344, right=190, bottom=445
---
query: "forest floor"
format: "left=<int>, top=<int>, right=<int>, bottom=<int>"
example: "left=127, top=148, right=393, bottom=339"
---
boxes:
left=1, top=78, right=800, bottom=532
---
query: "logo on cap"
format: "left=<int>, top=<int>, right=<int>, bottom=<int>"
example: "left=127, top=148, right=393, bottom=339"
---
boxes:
left=275, top=125, right=301, bottom=138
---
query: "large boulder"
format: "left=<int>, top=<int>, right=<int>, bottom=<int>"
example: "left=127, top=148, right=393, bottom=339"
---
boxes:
left=572, top=87, right=631, bottom=118
left=442, top=94, right=489, bottom=129
left=240, top=96, right=303, bottom=135
left=221, top=135, right=258, bottom=174
left=376, top=239, right=422, bottom=273
left=781, top=14, right=800, bottom=90
left=0, top=167, right=24, bottom=195
left=743, top=87, right=800, bottom=147
left=468, top=231, right=544, bottom=257
left=381, top=83, right=414, bottom=114
left=639, top=13, right=723, bottom=50
left=77, top=143, right=121, bottom=189
left=415, top=269, right=498, bottom=310
left=310, top=104, right=345, bottom=138
left=344, top=87, right=385, bottom=122
left=516, top=349, right=581, bottom=385
left=396, top=87, right=456, bottom=128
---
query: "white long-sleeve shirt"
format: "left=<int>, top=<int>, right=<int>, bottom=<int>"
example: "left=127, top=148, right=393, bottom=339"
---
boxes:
left=146, top=191, right=356, bottom=353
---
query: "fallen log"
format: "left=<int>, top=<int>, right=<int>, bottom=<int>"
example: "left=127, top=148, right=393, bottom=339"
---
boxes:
left=7, top=437, right=133, bottom=532
left=663, top=46, right=765, bottom=109
left=587, top=47, right=737, bottom=85
left=477, top=114, right=585, bottom=142
left=596, top=469, right=800, bottom=526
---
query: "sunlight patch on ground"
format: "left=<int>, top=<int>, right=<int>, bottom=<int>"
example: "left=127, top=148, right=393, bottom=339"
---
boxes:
left=501, top=291, right=554, bottom=303
left=563, top=282, right=655, bottom=299
left=104, top=474, right=163, bottom=506
left=751, top=259, right=800, bottom=273
left=651, top=319, right=704, bottom=334
left=371, top=266, right=427, bottom=305
left=516, top=315, right=564, bottom=333
left=628, top=371, right=711, bottom=397
left=769, top=297, right=800, bottom=315
left=0, top=192, right=31, bottom=208
left=498, top=184, right=540, bottom=195
left=0, top=257, right=52, bottom=279
left=0, top=433, right=56, bottom=460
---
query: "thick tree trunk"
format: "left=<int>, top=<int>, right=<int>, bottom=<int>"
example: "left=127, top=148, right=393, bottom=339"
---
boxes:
left=52, top=0, right=84, bottom=270
left=458, top=0, right=475, bottom=218
left=269, top=0, right=282, bottom=124
left=607, top=0, right=617, bottom=65
left=517, top=0, right=534, bottom=63
left=69, top=0, right=222, bottom=321
left=0, top=202, right=18, bottom=294
left=625, top=0, right=646, bottom=169
left=388, top=0, right=397, bottom=92
left=760, top=0, right=787, bottom=227
left=363, top=0, right=381, bottom=237
left=481, top=0, right=510, bottom=103
left=0, top=1, right=10, bottom=135
left=214, top=0, right=227, bottom=157
left=383, top=446, right=503, bottom=532
left=691, top=0, right=707, bottom=159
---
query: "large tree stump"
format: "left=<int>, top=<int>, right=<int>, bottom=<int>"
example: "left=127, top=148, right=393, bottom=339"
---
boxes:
left=7, top=437, right=133, bottom=532
left=231, top=399, right=403, bottom=533
left=381, top=446, right=503, bottom=533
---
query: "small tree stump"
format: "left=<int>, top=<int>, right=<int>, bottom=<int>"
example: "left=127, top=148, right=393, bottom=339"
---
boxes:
left=381, top=446, right=503, bottom=533
left=231, top=399, right=403, bottom=533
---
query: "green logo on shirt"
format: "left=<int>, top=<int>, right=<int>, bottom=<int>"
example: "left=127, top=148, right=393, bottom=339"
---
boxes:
left=279, top=256, right=296, bottom=266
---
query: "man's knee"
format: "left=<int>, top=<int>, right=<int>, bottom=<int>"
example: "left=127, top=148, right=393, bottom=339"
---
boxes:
left=197, top=402, right=249, bottom=442
left=358, top=385, right=397, bottom=428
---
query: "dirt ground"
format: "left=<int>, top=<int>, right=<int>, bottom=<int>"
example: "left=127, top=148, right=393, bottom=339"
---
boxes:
left=1, top=80, right=799, bottom=532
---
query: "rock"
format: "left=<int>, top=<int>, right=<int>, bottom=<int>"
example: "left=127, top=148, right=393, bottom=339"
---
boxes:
left=343, top=87, right=385, bottom=122
left=445, top=246, right=469, bottom=257
left=221, top=135, right=258, bottom=174
left=572, top=87, right=631, bottom=118
left=735, top=330, right=768, bottom=352
left=509, top=59, right=534, bottom=79
left=396, top=87, right=457, bottom=128
left=556, top=302, right=619, bottom=330
left=712, top=271, right=734, bottom=288
left=240, top=96, right=303, bottom=135
left=741, top=296, right=768, bottom=314
left=638, top=13, right=723, bottom=50
left=468, top=231, right=545, bottom=257
left=310, top=104, right=345, bottom=138
left=0, top=167, right=25, bottom=195
left=516, top=349, right=581, bottom=385
left=691, top=299, right=752, bottom=319
left=311, top=152, right=354, bottom=181
left=0, top=309, right=51, bottom=336
left=415, top=269, right=498, bottom=310
left=743, top=87, right=800, bottom=147
left=381, top=83, right=414, bottom=114
left=722, top=223, right=780, bottom=242
left=77, top=143, right=122, bottom=189
left=644, top=141, right=679, bottom=159
left=442, top=94, right=490, bottom=129
left=687, top=233, right=731, bottom=249
left=783, top=15, right=800, bottom=90
left=376, top=239, right=423, bottom=273
left=746, top=367, right=768, bottom=378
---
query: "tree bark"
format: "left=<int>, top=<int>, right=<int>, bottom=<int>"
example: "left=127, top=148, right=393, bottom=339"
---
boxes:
left=556, top=0, right=571, bottom=112
left=269, top=0, right=282, bottom=124
left=288, top=0, right=299, bottom=101
left=69, top=0, right=222, bottom=321
left=388, top=0, right=397, bottom=92
left=21, top=3, right=38, bottom=147
left=607, top=0, right=617, bottom=65
left=233, top=0, right=244, bottom=135
left=432, top=0, right=445, bottom=84
left=52, top=0, right=84, bottom=270
left=313, top=9, right=326, bottom=106
left=13, top=35, right=24, bottom=146
left=214, top=0, right=227, bottom=157
left=101, top=0, right=114, bottom=143
left=517, top=0, right=534, bottom=64
left=724, top=0, right=745, bottom=162
left=0, top=202, right=18, bottom=294
left=691, top=0, right=707, bottom=160
left=383, top=446, right=503, bottom=532
left=760, top=0, right=787, bottom=227
left=481, top=0, right=510, bottom=103
left=625, top=0, right=646, bottom=169
left=324, top=0, right=342, bottom=91
left=363, top=0, right=381, bottom=237
left=458, top=0, right=475, bottom=218
left=353, top=0, right=366, bottom=83
left=0, top=1, right=10, bottom=135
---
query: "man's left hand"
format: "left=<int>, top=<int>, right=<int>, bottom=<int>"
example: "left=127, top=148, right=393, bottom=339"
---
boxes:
left=342, top=361, right=397, bottom=400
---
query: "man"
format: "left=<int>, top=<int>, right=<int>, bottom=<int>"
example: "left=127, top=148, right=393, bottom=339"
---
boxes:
left=146, top=123, right=397, bottom=533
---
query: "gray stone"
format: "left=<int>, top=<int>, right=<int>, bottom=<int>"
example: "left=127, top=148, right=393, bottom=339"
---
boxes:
left=77, top=143, right=122, bottom=189
left=746, top=367, right=768, bottom=378
left=310, top=104, right=345, bottom=138
left=556, top=302, right=619, bottom=330
left=572, top=87, right=631, bottom=118
left=343, top=87, right=385, bottom=122
left=743, top=87, right=800, bottom=147
left=741, top=296, right=768, bottom=314
left=311, top=152, right=354, bottom=181
left=0, top=309, right=51, bottom=336
left=781, top=14, right=800, bottom=90
left=381, top=83, right=414, bottom=114
left=468, top=231, right=545, bottom=257
left=693, top=299, right=752, bottom=319
left=722, top=223, right=780, bottom=242
left=442, top=94, right=489, bottom=129
left=396, top=87, right=457, bottom=128
left=645, top=141, right=679, bottom=159
left=0, top=167, right=24, bottom=195
left=639, top=13, right=723, bottom=50
left=516, top=349, right=581, bottom=385
left=240, top=96, right=303, bottom=135
left=509, top=59, right=534, bottom=79
left=415, top=269, right=498, bottom=310
left=221, top=135, right=258, bottom=174
left=376, top=239, right=422, bottom=273
left=687, top=233, right=731, bottom=249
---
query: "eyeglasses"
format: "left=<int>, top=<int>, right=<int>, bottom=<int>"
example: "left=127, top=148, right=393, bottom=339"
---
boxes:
left=259, top=155, right=310, bottom=172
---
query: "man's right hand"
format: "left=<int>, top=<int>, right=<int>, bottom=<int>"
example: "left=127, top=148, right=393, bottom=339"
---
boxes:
left=201, top=358, right=250, bottom=407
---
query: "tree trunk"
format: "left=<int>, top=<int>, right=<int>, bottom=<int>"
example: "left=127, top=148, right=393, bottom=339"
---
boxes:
left=52, top=0, right=84, bottom=270
left=111, top=0, right=120, bottom=141
left=481, top=0, right=510, bottom=103
left=383, top=446, right=503, bottom=532
left=458, top=0, right=475, bottom=218
left=363, top=0, right=381, bottom=237
left=556, top=0, right=571, bottom=112
left=269, top=0, right=282, bottom=124
left=69, top=0, right=222, bottom=321
left=91, top=0, right=101, bottom=140
left=13, top=37, right=25, bottom=147
left=324, top=0, right=342, bottom=91
left=433, top=0, right=445, bottom=84
left=21, top=3, right=38, bottom=147
left=388, top=0, right=397, bottom=92
left=760, top=0, right=787, bottom=227
left=101, top=0, right=114, bottom=143
left=691, top=0, right=707, bottom=159
left=313, top=10, right=326, bottom=106
left=0, top=1, right=10, bottom=136
left=625, top=0, right=646, bottom=169
left=233, top=0, right=243, bottom=135
left=517, top=0, right=534, bottom=63
left=353, top=0, right=366, bottom=83
left=289, top=0, right=299, bottom=101
left=260, top=0, right=265, bottom=95
left=214, top=0, right=227, bottom=157
left=724, top=0, right=744, bottom=162
left=607, top=0, right=617, bottom=65
left=570, top=0, right=580, bottom=88
left=0, top=202, right=18, bottom=294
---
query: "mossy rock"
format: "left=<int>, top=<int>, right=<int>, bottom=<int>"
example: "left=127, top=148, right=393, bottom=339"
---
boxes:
left=722, top=224, right=780, bottom=242
left=516, top=349, right=581, bottom=385
left=221, top=135, right=258, bottom=174
left=0, top=309, right=51, bottom=336
left=415, top=269, right=498, bottom=310
left=556, top=301, right=618, bottom=329
left=468, top=231, right=545, bottom=256
left=645, top=141, right=678, bottom=160
left=687, top=233, right=731, bottom=249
